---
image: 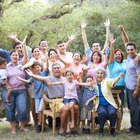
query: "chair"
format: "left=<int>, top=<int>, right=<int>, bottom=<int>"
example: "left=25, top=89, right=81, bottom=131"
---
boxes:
left=92, top=90, right=122, bottom=132
left=41, top=91, right=60, bottom=135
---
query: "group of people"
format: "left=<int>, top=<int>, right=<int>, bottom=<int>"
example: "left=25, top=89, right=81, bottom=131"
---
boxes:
left=0, top=19, right=140, bottom=137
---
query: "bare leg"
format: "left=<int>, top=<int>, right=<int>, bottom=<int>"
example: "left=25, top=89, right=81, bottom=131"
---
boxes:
left=10, top=122, right=16, bottom=134
left=38, top=111, right=42, bottom=125
left=20, top=122, right=29, bottom=132
left=74, top=104, right=79, bottom=130
left=69, top=103, right=75, bottom=129
left=31, top=99, right=37, bottom=128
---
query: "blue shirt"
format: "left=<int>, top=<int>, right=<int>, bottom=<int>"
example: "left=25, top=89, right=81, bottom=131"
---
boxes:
left=108, top=60, right=126, bottom=86
left=81, top=86, right=98, bottom=110
left=98, top=84, right=109, bottom=106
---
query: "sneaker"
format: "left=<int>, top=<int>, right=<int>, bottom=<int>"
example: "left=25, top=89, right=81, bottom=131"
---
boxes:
left=86, top=128, right=90, bottom=134
left=82, top=127, right=86, bottom=134
left=110, top=128, right=116, bottom=137
left=36, top=125, right=41, bottom=133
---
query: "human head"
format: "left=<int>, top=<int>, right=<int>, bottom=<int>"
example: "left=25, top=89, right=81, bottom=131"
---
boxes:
left=57, top=40, right=66, bottom=54
left=85, top=76, right=93, bottom=83
left=0, top=57, right=7, bottom=69
left=32, top=62, right=42, bottom=74
left=48, top=48, right=58, bottom=61
left=32, top=47, right=40, bottom=59
left=91, top=51, right=102, bottom=63
left=126, top=42, right=137, bottom=58
left=95, top=66, right=107, bottom=83
left=65, top=70, right=74, bottom=82
left=52, top=63, right=61, bottom=78
left=39, top=39, right=48, bottom=52
left=73, top=52, right=81, bottom=64
left=114, top=49, right=124, bottom=63
left=91, top=42, right=101, bottom=52
left=13, top=42, right=23, bottom=56
left=10, top=50, right=19, bottom=64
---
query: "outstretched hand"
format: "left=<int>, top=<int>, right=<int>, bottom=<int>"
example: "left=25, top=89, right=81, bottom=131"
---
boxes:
left=80, top=20, right=87, bottom=29
left=104, top=19, right=110, bottom=27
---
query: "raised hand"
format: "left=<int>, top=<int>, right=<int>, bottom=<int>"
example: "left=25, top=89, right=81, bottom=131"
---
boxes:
left=118, top=25, right=124, bottom=31
left=80, top=20, right=87, bottom=29
left=68, top=34, right=77, bottom=41
left=109, top=35, right=116, bottom=46
left=104, top=19, right=110, bottom=27
left=8, top=32, right=17, bottom=40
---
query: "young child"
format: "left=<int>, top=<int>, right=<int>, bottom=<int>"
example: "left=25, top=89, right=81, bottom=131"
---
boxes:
left=48, top=70, right=94, bottom=132
left=0, top=57, right=12, bottom=105
left=17, top=62, right=48, bottom=133
left=80, top=76, right=98, bottom=134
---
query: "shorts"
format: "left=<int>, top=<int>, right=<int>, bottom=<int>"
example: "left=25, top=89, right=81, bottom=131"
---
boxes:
left=35, top=98, right=43, bottom=113
left=63, top=98, right=78, bottom=104
left=28, top=84, right=34, bottom=99
left=81, top=107, right=92, bottom=121
left=49, top=98, right=65, bottom=113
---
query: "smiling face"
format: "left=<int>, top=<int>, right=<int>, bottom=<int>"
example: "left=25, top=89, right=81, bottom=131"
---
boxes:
left=10, top=51, right=19, bottom=64
left=15, top=44, right=23, bottom=56
left=52, top=64, right=61, bottom=78
left=92, top=43, right=101, bottom=51
left=66, top=71, right=74, bottom=82
left=73, top=53, right=81, bottom=64
left=91, top=52, right=101, bottom=64
left=96, top=70, right=105, bottom=83
left=39, top=40, right=48, bottom=52
left=32, top=47, right=40, bottom=59
left=126, top=45, right=136, bottom=58
left=57, top=42, right=66, bottom=54
left=114, top=50, right=122, bottom=63
left=49, top=50, right=57, bottom=61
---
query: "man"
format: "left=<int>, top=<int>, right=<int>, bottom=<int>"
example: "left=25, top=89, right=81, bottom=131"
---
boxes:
left=26, top=63, right=70, bottom=136
left=125, top=42, right=140, bottom=134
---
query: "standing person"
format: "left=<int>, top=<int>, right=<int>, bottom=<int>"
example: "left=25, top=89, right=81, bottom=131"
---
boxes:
left=94, top=67, right=124, bottom=137
left=17, top=62, right=48, bottom=133
left=80, top=76, right=98, bottom=134
left=26, top=63, right=71, bottom=136
left=108, top=36, right=126, bottom=108
left=0, top=57, right=12, bottom=105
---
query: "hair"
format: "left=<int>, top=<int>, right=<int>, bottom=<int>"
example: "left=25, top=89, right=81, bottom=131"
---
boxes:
left=65, top=70, right=74, bottom=76
left=10, top=50, right=17, bottom=56
left=52, top=62, right=61, bottom=69
left=114, top=49, right=124, bottom=63
left=13, top=42, right=22, bottom=49
left=126, top=42, right=136, bottom=50
left=85, top=76, right=93, bottom=81
left=73, top=52, right=82, bottom=59
left=95, top=66, right=107, bottom=77
left=0, top=57, right=7, bottom=65
left=39, top=39, right=46, bottom=46
left=32, top=62, right=43, bottom=71
left=31, top=47, right=39, bottom=53
left=57, top=40, right=64, bottom=45
left=48, top=48, right=57, bottom=57
left=91, top=50, right=102, bottom=63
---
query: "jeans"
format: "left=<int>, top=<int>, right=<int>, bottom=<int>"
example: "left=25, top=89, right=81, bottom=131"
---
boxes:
left=97, top=104, right=117, bottom=129
left=126, top=88, right=140, bottom=130
left=1, top=85, right=27, bottom=122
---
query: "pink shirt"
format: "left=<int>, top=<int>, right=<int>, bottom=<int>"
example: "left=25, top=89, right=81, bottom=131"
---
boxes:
left=87, top=63, right=104, bottom=81
left=59, top=51, right=73, bottom=63
left=6, top=62, right=26, bottom=90
left=63, top=80, right=78, bottom=100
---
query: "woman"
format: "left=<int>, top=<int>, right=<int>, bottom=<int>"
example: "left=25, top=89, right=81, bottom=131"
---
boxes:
left=94, top=67, right=123, bottom=137
left=87, top=50, right=108, bottom=81
left=108, top=37, right=126, bottom=108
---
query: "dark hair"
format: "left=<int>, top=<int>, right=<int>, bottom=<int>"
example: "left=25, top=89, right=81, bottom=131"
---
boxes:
left=39, top=39, right=47, bottom=46
left=10, top=50, right=17, bottom=56
left=114, top=49, right=124, bottom=63
left=32, top=62, right=43, bottom=71
left=91, top=51, right=102, bottom=63
left=32, top=47, right=39, bottom=53
left=126, top=42, right=136, bottom=50
left=0, top=57, right=7, bottom=65
left=73, top=52, right=82, bottom=59
left=85, top=76, right=93, bottom=81
left=65, top=70, right=74, bottom=76
left=48, top=48, right=57, bottom=57
left=13, top=42, right=22, bottom=49
left=57, top=40, right=64, bottom=45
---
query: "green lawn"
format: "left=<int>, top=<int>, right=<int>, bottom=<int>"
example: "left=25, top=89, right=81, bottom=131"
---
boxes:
left=0, top=112, right=140, bottom=140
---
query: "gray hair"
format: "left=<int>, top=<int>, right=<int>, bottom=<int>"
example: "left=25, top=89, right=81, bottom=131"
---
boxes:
left=95, top=66, right=107, bottom=77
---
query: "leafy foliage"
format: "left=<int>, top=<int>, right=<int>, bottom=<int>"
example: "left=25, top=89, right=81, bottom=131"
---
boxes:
left=0, top=0, right=140, bottom=55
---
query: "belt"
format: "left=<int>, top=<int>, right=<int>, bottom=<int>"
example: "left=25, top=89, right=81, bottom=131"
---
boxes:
left=51, top=97, right=62, bottom=99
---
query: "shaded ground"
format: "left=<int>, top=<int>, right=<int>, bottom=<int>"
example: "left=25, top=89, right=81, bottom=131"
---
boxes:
left=0, top=111, right=140, bottom=140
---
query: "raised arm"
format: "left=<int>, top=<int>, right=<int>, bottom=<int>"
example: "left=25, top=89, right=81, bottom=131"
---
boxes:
left=80, top=21, right=90, bottom=52
left=65, top=34, right=76, bottom=49
left=109, top=35, right=116, bottom=64
left=113, top=73, right=124, bottom=85
left=118, top=25, right=129, bottom=46
left=102, top=19, right=110, bottom=51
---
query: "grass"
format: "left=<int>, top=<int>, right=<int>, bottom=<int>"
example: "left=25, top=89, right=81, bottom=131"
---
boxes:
left=0, top=112, right=140, bottom=140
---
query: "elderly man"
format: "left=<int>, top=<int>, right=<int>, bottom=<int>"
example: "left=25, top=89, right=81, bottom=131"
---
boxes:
left=26, top=63, right=72, bottom=136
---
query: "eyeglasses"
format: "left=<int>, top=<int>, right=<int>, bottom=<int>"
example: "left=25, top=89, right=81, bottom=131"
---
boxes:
left=53, top=67, right=60, bottom=70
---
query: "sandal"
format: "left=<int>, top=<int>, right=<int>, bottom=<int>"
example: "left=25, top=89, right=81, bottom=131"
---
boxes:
left=21, top=128, right=29, bottom=132
left=58, top=131, right=66, bottom=136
